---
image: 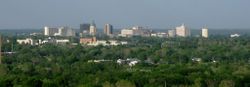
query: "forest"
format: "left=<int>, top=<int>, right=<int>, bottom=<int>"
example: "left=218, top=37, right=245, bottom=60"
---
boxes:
left=1, top=35, right=250, bottom=87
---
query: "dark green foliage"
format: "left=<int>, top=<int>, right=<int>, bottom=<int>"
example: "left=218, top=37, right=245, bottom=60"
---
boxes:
left=1, top=36, right=250, bottom=86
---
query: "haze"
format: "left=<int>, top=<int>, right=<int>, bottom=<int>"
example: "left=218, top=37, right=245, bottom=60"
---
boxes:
left=0, top=0, right=249, bottom=29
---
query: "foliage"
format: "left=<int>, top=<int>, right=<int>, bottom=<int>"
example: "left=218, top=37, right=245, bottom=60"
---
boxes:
left=1, top=36, right=250, bottom=86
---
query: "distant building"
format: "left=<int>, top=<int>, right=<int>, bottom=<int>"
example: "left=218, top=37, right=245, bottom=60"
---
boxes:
left=104, top=24, right=113, bottom=36
left=120, top=29, right=134, bottom=37
left=80, top=23, right=90, bottom=34
left=56, top=39, right=70, bottom=44
left=192, top=58, right=202, bottom=63
left=230, top=34, right=240, bottom=38
left=41, top=37, right=70, bottom=44
left=175, top=24, right=190, bottom=37
left=201, top=27, right=208, bottom=38
left=117, top=58, right=140, bottom=67
left=44, top=26, right=75, bottom=37
left=88, top=40, right=128, bottom=46
left=80, top=37, right=97, bottom=44
left=89, top=21, right=97, bottom=35
left=54, top=26, right=75, bottom=37
left=44, top=26, right=58, bottom=36
left=168, top=29, right=176, bottom=37
left=80, top=37, right=127, bottom=46
left=17, top=38, right=35, bottom=45
left=120, top=26, right=151, bottom=37
left=151, top=32, right=167, bottom=37
left=132, top=26, right=143, bottom=36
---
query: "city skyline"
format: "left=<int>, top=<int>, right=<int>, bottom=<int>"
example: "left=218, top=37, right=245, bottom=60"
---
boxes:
left=0, top=0, right=250, bottom=29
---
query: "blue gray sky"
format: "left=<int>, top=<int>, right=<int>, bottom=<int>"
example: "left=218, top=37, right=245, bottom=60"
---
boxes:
left=0, top=0, right=249, bottom=29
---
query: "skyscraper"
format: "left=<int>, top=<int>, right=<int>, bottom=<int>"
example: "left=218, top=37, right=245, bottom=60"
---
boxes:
left=202, top=27, right=208, bottom=38
left=80, top=23, right=90, bottom=34
left=89, top=21, right=97, bottom=35
left=175, top=24, right=190, bottom=37
left=104, top=24, right=113, bottom=36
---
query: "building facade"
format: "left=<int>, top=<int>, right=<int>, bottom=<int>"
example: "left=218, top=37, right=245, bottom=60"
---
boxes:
left=168, top=29, right=176, bottom=37
left=44, top=26, right=59, bottom=36
left=89, top=22, right=97, bottom=35
left=80, top=37, right=97, bottom=44
left=201, top=28, right=208, bottom=38
left=175, top=24, right=190, bottom=37
left=17, top=38, right=35, bottom=45
left=80, top=23, right=90, bottom=34
left=44, top=26, right=75, bottom=37
left=121, top=29, right=134, bottom=37
left=104, top=24, right=113, bottom=36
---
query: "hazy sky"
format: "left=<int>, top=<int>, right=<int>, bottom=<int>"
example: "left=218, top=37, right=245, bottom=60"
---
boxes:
left=0, top=0, right=250, bottom=29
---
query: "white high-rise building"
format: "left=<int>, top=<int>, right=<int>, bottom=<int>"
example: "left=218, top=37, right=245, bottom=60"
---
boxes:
left=44, top=26, right=59, bottom=36
left=175, top=24, right=190, bottom=37
left=89, top=21, right=97, bottom=35
left=201, top=28, right=208, bottom=38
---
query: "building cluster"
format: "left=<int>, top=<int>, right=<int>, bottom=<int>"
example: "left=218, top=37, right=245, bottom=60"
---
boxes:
left=117, top=58, right=140, bottom=67
left=80, top=37, right=127, bottom=46
left=44, top=26, right=75, bottom=37
left=79, top=21, right=113, bottom=36
left=167, top=24, right=208, bottom=38
left=19, top=23, right=211, bottom=46
left=17, top=38, right=36, bottom=45
left=43, top=21, right=209, bottom=38
left=230, top=34, right=240, bottom=38
left=87, top=58, right=141, bottom=67
left=120, top=26, right=151, bottom=37
left=16, top=37, right=70, bottom=45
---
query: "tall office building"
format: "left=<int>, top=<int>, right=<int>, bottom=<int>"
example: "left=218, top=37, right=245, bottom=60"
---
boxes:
left=202, top=27, right=208, bottom=38
left=44, top=26, right=59, bottom=36
left=89, top=21, right=97, bottom=35
left=80, top=23, right=90, bottom=34
left=175, top=24, right=190, bottom=37
left=104, top=24, right=113, bottom=35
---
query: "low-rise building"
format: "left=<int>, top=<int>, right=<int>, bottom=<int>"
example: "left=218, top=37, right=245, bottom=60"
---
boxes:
left=230, top=34, right=240, bottom=38
left=120, top=29, right=134, bottom=37
left=80, top=37, right=97, bottom=44
left=87, top=40, right=128, bottom=46
left=151, top=32, right=167, bottom=37
left=41, top=37, right=69, bottom=44
left=17, top=38, right=35, bottom=45
left=120, top=26, right=151, bottom=37
left=117, top=58, right=140, bottom=67
left=56, top=39, right=70, bottom=44
left=168, top=29, right=176, bottom=37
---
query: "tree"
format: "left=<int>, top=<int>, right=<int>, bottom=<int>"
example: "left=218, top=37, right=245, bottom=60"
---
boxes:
left=115, top=80, right=136, bottom=87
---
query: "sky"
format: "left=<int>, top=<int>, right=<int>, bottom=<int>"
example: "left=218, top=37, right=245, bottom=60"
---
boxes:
left=0, top=0, right=250, bottom=29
